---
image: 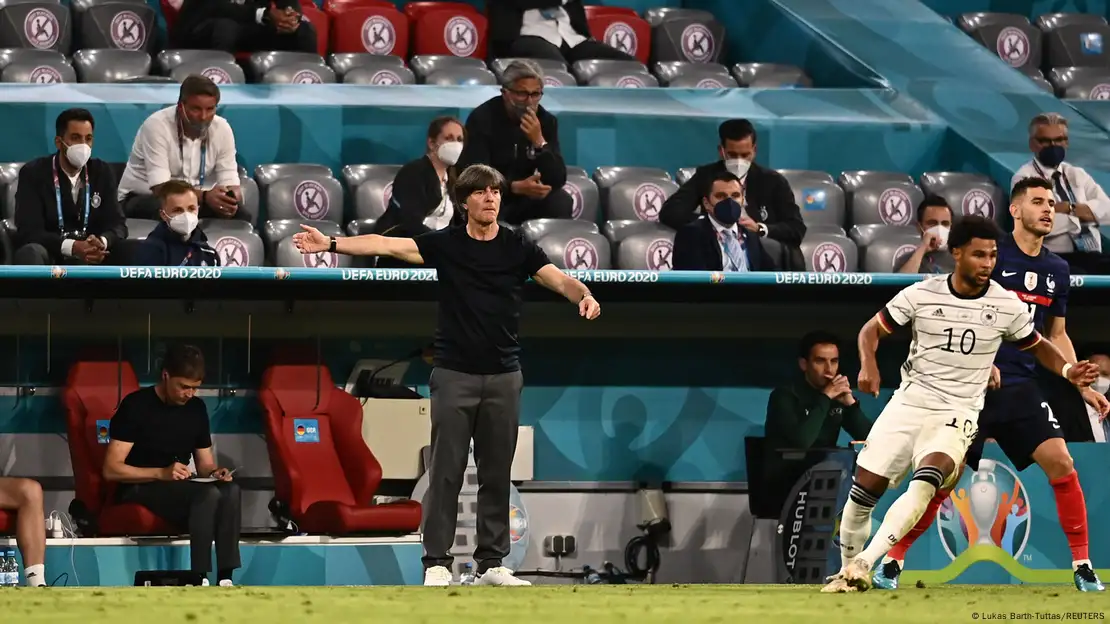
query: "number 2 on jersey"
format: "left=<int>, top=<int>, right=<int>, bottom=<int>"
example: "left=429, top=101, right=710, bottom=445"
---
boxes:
left=941, top=327, right=977, bottom=355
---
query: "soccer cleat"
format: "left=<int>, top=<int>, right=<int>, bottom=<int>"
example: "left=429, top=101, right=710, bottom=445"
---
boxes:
left=475, top=566, right=531, bottom=586
left=1074, top=564, right=1105, bottom=592
left=820, top=571, right=858, bottom=593
left=842, top=557, right=873, bottom=592
left=423, top=566, right=453, bottom=587
left=218, top=580, right=234, bottom=587
left=872, top=558, right=902, bottom=590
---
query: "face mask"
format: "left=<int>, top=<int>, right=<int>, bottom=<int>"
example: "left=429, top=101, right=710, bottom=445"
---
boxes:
left=1094, top=375, right=1110, bottom=395
left=710, top=197, right=743, bottom=226
left=507, top=100, right=531, bottom=120
left=64, top=142, right=91, bottom=169
left=179, top=103, right=210, bottom=136
left=437, top=141, right=463, bottom=166
left=724, top=158, right=751, bottom=179
left=167, top=211, right=198, bottom=239
left=1037, top=144, right=1065, bottom=169
left=925, top=224, right=950, bottom=251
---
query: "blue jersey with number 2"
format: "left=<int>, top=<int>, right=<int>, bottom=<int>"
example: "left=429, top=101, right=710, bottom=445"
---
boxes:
left=991, top=234, right=1070, bottom=386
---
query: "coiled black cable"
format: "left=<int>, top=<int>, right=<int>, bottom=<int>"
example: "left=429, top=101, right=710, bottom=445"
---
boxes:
left=623, top=533, right=661, bottom=583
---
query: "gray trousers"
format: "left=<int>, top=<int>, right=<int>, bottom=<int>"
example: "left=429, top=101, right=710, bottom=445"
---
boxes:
left=421, top=367, right=523, bottom=574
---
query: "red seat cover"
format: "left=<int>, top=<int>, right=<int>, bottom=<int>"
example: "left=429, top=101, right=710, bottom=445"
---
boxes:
left=260, top=364, right=420, bottom=533
left=300, top=3, right=330, bottom=57
left=587, top=14, right=650, bottom=64
left=331, top=6, right=409, bottom=56
left=324, top=0, right=394, bottom=18
left=404, top=1, right=480, bottom=23
left=413, top=8, right=486, bottom=58
left=584, top=5, right=638, bottom=19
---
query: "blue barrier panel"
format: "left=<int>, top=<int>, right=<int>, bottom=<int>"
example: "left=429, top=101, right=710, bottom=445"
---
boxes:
left=918, top=0, right=1110, bottom=21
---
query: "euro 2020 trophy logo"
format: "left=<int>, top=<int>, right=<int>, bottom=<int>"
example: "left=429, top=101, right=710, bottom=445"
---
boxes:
left=937, top=459, right=1031, bottom=561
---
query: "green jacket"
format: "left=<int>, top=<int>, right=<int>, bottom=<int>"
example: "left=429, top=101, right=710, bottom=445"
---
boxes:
left=764, top=380, right=873, bottom=454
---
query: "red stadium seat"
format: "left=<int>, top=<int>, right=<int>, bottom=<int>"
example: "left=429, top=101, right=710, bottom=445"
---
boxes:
left=331, top=6, right=409, bottom=56
left=584, top=5, right=639, bottom=18
left=404, top=1, right=480, bottom=23
left=324, top=0, right=394, bottom=17
left=414, top=7, right=487, bottom=58
left=62, top=361, right=174, bottom=537
left=0, top=510, right=13, bottom=535
left=587, top=13, right=651, bottom=64
left=259, top=363, right=421, bottom=534
left=300, top=3, right=330, bottom=57
left=160, top=0, right=179, bottom=33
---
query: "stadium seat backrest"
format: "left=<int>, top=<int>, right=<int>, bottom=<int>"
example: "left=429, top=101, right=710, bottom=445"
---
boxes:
left=72, top=0, right=149, bottom=11
left=260, top=365, right=383, bottom=517
left=169, top=59, right=245, bottom=85
left=1037, top=12, right=1110, bottom=69
left=1030, top=72, right=1055, bottom=93
left=346, top=218, right=376, bottom=236
left=408, top=53, right=484, bottom=79
left=350, top=164, right=401, bottom=219
left=584, top=5, right=637, bottom=19
left=331, top=6, right=409, bottom=56
left=919, top=172, right=1003, bottom=220
left=239, top=174, right=259, bottom=226
left=62, top=360, right=140, bottom=515
left=593, top=165, right=672, bottom=189
left=571, top=58, right=646, bottom=83
left=73, top=48, right=150, bottom=82
left=344, top=63, right=415, bottom=84
left=329, top=51, right=405, bottom=76
left=535, top=228, right=612, bottom=270
left=0, top=2, right=72, bottom=53
left=324, top=0, right=394, bottom=17
left=616, top=225, right=675, bottom=270
left=654, top=61, right=734, bottom=88
left=805, top=223, right=847, bottom=237
left=249, top=51, right=325, bottom=77
left=520, top=217, right=599, bottom=242
left=2, top=56, right=74, bottom=82
left=414, top=8, right=487, bottom=58
left=276, top=233, right=352, bottom=269
left=539, top=68, right=576, bottom=86
left=603, top=219, right=664, bottom=243
left=1048, top=66, right=1110, bottom=99
left=256, top=163, right=334, bottom=189
left=265, top=218, right=343, bottom=253
left=959, top=13, right=1042, bottom=74
left=489, top=56, right=566, bottom=80
left=731, top=62, right=811, bottom=87
left=267, top=173, right=344, bottom=224
left=675, top=167, right=696, bottom=185
left=156, top=49, right=236, bottom=74
left=838, top=170, right=923, bottom=227
left=593, top=167, right=674, bottom=221
left=263, top=61, right=337, bottom=84
left=79, top=2, right=156, bottom=53
left=202, top=220, right=265, bottom=267
left=800, top=233, right=858, bottom=272
left=588, top=69, right=658, bottom=87
left=124, top=217, right=158, bottom=240
left=643, top=7, right=715, bottom=27
left=299, top=3, right=329, bottom=57
left=778, top=170, right=845, bottom=227
left=851, top=225, right=921, bottom=272
left=564, top=166, right=599, bottom=222
left=0, top=162, right=22, bottom=220
left=586, top=13, right=651, bottom=64
left=424, top=65, right=496, bottom=85
left=651, top=17, right=725, bottom=65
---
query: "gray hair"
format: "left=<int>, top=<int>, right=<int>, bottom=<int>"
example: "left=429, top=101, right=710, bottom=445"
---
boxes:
left=1029, top=112, right=1068, bottom=137
left=501, top=59, right=544, bottom=88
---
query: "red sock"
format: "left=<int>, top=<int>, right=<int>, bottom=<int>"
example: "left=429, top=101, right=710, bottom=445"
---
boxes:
left=887, top=488, right=949, bottom=561
left=1050, top=470, right=1089, bottom=562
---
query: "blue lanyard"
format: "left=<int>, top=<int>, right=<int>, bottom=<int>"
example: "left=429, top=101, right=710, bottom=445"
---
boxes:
left=53, top=155, right=90, bottom=232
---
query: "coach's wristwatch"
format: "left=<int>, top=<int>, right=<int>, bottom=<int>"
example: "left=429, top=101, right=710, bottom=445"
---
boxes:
left=328, top=237, right=337, bottom=253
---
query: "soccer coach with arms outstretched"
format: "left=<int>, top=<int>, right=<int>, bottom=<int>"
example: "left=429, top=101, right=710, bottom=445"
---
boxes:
left=294, top=164, right=601, bottom=587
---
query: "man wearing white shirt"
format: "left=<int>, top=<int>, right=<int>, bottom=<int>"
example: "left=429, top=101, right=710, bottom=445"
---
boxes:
left=488, top=0, right=636, bottom=64
left=118, top=76, right=249, bottom=223
left=1012, top=112, right=1110, bottom=274
left=171, top=0, right=315, bottom=55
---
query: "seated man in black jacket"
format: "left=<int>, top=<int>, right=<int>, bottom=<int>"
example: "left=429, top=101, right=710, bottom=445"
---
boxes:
left=456, top=59, right=572, bottom=225
left=172, top=0, right=316, bottom=55
left=487, top=0, right=636, bottom=64
left=14, top=108, right=126, bottom=265
left=660, top=119, right=807, bottom=270
left=135, top=180, right=219, bottom=267
left=672, top=171, right=775, bottom=271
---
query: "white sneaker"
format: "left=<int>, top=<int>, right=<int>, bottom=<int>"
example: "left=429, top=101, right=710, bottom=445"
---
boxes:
left=218, top=580, right=234, bottom=587
left=476, top=566, right=531, bottom=586
left=423, top=566, right=453, bottom=587
left=200, top=578, right=210, bottom=587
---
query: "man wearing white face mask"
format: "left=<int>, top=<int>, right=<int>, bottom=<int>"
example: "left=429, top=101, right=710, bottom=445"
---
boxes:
left=373, top=117, right=467, bottom=265
left=134, top=179, right=219, bottom=267
left=896, top=196, right=955, bottom=274
left=14, top=108, right=126, bottom=266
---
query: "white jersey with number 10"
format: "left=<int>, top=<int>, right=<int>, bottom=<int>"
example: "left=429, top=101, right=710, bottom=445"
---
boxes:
left=877, top=275, right=1040, bottom=414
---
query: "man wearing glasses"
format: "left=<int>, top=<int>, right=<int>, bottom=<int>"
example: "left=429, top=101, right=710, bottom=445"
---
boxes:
left=455, top=59, right=572, bottom=224
left=1012, top=112, right=1110, bottom=274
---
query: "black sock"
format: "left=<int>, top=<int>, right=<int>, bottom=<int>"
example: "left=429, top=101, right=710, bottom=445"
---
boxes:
left=217, top=568, right=234, bottom=583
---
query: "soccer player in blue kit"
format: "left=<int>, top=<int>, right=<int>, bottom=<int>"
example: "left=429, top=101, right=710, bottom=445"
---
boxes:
left=874, top=177, right=1109, bottom=592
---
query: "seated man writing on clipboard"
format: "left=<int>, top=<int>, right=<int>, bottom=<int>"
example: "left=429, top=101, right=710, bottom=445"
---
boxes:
left=102, top=344, right=242, bottom=587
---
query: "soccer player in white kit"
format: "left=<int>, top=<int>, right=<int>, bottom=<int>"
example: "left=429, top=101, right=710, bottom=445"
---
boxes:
left=823, top=216, right=1100, bottom=593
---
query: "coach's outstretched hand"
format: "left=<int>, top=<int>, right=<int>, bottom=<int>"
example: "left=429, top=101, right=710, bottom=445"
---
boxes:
left=579, top=294, right=600, bottom=320
left=858, top=363, right=880, bottom=397
left=293, top=225, right=329, bottom=254
left=1068, top=360, right=1101, bottom=388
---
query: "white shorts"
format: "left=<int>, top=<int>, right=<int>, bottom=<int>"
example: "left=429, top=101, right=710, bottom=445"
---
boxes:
left=855, top=392, right=978, bottom=488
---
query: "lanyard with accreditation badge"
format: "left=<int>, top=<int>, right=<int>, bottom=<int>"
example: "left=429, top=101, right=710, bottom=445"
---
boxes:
left=178, top=113, right=207, bottom=187
left=53, top=155, right=90, bottom=234
left=1031, top=160, right=1098, bottom=252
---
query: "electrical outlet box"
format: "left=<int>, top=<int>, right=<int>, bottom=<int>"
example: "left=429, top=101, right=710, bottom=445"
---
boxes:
left=543, top=534, right=577, bottom=557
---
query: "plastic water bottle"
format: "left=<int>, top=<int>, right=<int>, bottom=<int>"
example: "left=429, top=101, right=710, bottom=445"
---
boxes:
left=3, top=550, right=16, bottom=587
left=459, top=562, right=475, bottom=586
left=583, top=564, right=602, bottom=585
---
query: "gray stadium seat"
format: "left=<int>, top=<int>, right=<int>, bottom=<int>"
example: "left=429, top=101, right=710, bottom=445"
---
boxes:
left=532, top=224, right=612, bottom=270
left=342, top=63, right=415, bottom=85
left=653, top=61, right=735, bottom=88
left=650, top=16, right=726, bottom=65
left=328, top=52, right=405, bottom=77
left=77, top=1, right=155, bottom=53
left=609, top=221, right=675, bottom=270
left=265, top=174, right=344, bottom=225
left=489, top=57, right=567, bottom=81
left=1, top=54, right=73, bottom=82
left=200, top=219, right=264, bottom=267
left=919, top=172, right=1003, bottom=220
left=263, top=62, right=336, bottom=84
left=156, top=49, right=236, bottom=74
left=249, top=51, right=325, bottom=78
left=409, top=54, right=485, bottom=81
left=342, top=163, right=397, bottom=190
left=800, top=233, right=858, bottom=273
left=564, top=166, right=599, bottom=222
left=805, top=223, right=847, bottom=237
left=1048, top=66, right=1110, bottom=99
left=0, top=161, right=21, bottom=222
left=539, top=68, right=576, bottom=86
left=238, top=173, right=259, bottom=227
left=675, top=167, right=697, bottom=185
left=276, top=237, right=352, bottom=269
left=124, top=217, right=158, bottom=241
left=850, top=225, right=922, bottom=272
left=71, top=0, right=147, bottom=9
left=643, top=8, right=716, bottom=27
left=255, top=163, right=334, bottom=191
left=116, top=75, right=174, bottom=83
left=520, top=218, right=599, bottom=242
left=0, top=2, right=71, bottom=53
left=346, top=218, right=376, bottom=237
left=1030, top=72, right=1056, bottom=93
left=423, top=66, right=497, bottom=86
left=1037, top=13, right=1110, bottom=69
left=170, top=59, right=245, bottom=85
left=837, top=171, right=924, bottom=227
left=263, top=218, right=343, bottom=260
left=731, top=63, right=812, bottom=88
left=571, top=59, right=647, bottom=83
left=593, top=166, right=676, bottom=222
left=72, top=48, right=150, bottom=82
left=588, top=68, right=658, bottom=87
left=603, top=219, right=666, bottom=243
left=777, top=170, right=845, bottom=228
left=958, top=13, right=1041, bottom=75
left=349, top=165, right=401, bottom=220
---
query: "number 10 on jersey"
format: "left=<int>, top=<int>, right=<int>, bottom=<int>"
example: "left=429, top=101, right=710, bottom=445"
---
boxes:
left=941, top=327, right=977, bottom=355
